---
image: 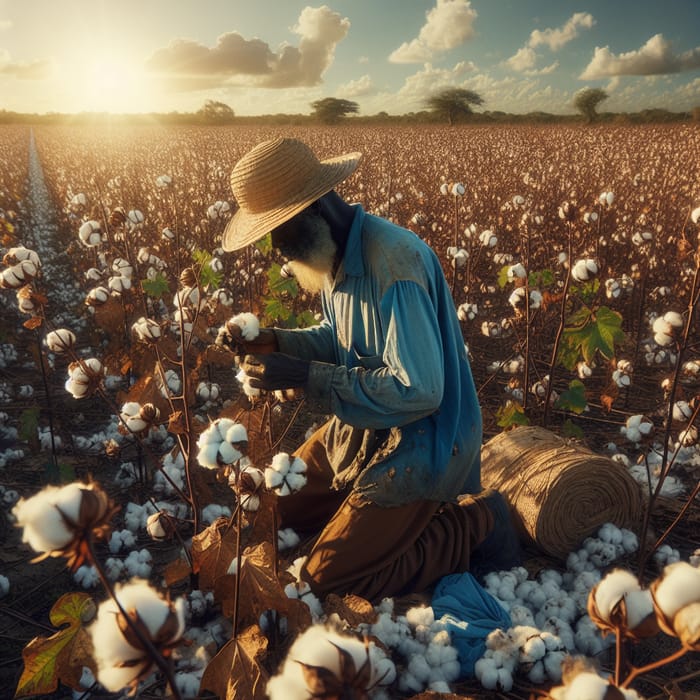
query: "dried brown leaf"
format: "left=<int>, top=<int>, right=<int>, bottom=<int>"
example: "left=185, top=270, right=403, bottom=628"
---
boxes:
left=199, top=624, right=269, bottom=700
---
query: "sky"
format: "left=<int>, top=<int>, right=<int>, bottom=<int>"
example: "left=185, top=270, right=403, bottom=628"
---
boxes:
left=0, top=0, right=698, bottom=116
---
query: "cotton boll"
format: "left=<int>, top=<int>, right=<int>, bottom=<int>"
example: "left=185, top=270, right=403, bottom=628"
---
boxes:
left=407, top=653, right=432, bottom=683
left=652, top=561, right=700, bottom=619
left=520, top=634, right=546, bottom=663
left=526, top=659, right=546, bottom=683
left=277, top=527, right=300, bottom=551
left=73, top=564, right=99, bottom=588
left=543, top=649, right=567, bottom=682
left=517, top=595, right=540, bottom=621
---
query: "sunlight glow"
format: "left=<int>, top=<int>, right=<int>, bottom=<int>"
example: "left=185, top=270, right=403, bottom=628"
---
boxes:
left=79, top=56, right=152, bottom=113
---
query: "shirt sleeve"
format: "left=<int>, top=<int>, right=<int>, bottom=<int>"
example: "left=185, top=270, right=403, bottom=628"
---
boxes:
left=306, top=280, right=445, bottom=429
left=274, top=321, right=337, bottom=363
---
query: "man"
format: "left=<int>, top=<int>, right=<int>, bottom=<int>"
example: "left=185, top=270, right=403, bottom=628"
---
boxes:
left=220, top=137, right=518, bottom=602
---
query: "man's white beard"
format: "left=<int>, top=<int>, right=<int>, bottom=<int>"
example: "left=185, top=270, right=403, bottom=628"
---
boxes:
left=287, top=219, right=337, bottom=294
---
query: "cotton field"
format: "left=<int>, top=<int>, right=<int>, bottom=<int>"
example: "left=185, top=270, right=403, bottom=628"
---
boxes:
left=0, top=122, right=699, bottom=699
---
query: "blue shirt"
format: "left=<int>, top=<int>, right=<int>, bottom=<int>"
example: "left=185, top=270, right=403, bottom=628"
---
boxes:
left=275, top=204, right=482, bottom=506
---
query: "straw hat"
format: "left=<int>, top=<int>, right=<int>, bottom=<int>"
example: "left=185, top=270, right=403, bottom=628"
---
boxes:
left=222, top=138, right=362, bottom=251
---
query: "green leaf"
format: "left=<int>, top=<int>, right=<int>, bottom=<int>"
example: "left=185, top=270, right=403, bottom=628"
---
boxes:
left=529, top=269, right=555, bottom=288
left=495, top=400, right=530, bottom=428
left=16, top=593, right=95, bottom=697
left=141, top=272, right=170, bottom=299
left=18, top=407, right=40, bottom=442
left=562, top=419, right=584, bottom=439
left=192, top=249, right=222, bottom=290
left=268, top=263, right=298, bottom=296
left=555, top=379, right=588, bottom=414
left=256, top=233, right=272, bottom=255
left=295, top=310, right=318, bottom=328
left=497, top=265, right=510, bottom=289
left=558, top=304, right=626, bottom=369
left=264, top=297, right=292, bottom=324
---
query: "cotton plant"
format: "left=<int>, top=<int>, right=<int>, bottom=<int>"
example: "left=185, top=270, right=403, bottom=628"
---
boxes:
left=476, top=523, right=643, bottom=691
left=267, top=624, right=396, bottom=700
left=89, top=579, right=186, bottom=695
left=265, top=452, right=308, bottom=496
left=196, top=418, right=248, bottom=469
left=651, top=310, right=684, bottom=347
left=228, top=458, right=265, bottom=512
left=284, top=580, right=324, bottom=621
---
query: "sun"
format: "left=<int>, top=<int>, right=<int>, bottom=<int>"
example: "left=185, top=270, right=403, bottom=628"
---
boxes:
left=80, top=56, right=153, bottom=113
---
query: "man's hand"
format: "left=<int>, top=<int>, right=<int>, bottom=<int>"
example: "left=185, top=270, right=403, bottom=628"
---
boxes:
left=241, top=353, right=310, bottom=391
left=215, top=323, right=278, bottom=356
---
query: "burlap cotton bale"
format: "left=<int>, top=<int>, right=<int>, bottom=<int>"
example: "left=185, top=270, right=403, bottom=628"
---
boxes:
left=480, top=426, right=644, bottom=560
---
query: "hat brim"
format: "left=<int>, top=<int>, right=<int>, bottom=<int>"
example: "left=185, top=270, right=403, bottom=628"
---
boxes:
left=221, top=151, right=362, bottom=252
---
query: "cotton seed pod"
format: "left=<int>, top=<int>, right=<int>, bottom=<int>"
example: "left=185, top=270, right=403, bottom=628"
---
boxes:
left=155, top=174, right=172, bottom=188
left=108, top=275, right=131, bottom=294
left=132, top=317, right=162, bottom=343
left=587, top=570, right=659, bottom=640
left=161, top=227, right=175, bottom=241
left=85, top=267, right=102, bottom=282
left=571, top=258, right=598, bottom=283
left=112, top=258, right=133, bottom=278
left=127, top=209, right=144, bottom=225
left=70, top=192, right=87, bottom=208
left=66, top=359, right=104, bottom=398
left=16, top=286, right=39, bottom=314
left=12, top=482, right=116, bottom=569
left=78, top=220, right=103, bottom=247
left=139, top=403, right=160, bottom=423
left=174, top=285, right=204, bottom=310
left=89, top=581, right=186, bottom=692
left=1, top=259, right=38, bottom=289
left=507, top=263, right=527, bottom=280
left=479, top=230, right=498, bottom=247
left=558, top=201, right=577, bottom=221
left=451, top=182, right=465, bottom=196
left=599, top=191, right=615, bottom=206
left=146, top=511, right=176, bottom=541
left=85, top=286, right=110, bottom=306
left=663, top=311, right=684, bottom=329
left=3, top=246, right=40, bottom=267
left=179, top=267, right=198, bottom=288
left=651, top=561, right=700, bottom=649
left=45, top=329, right=76, bottom=353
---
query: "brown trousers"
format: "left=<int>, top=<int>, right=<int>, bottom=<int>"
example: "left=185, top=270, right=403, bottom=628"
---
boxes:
left=277, top=422, right=493, bottom=602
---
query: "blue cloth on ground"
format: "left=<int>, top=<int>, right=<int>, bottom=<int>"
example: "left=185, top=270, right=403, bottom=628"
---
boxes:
left=431, top=571, right=512, bottom=678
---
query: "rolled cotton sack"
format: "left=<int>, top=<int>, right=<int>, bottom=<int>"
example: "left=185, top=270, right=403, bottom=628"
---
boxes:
left=480, top=426, right=644, bottom=560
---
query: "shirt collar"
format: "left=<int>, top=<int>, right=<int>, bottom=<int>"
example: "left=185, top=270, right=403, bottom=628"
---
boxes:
left=335, top=203, right=365, bottom=283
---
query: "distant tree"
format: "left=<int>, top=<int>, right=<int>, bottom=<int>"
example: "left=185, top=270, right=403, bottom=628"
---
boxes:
left=310, top=98, right=359, bottom=124
left=425, top=88, right=484, bottom=125
left=196, top=100, right=235, bottom=124
left=573, top=88, right=608, bottom=123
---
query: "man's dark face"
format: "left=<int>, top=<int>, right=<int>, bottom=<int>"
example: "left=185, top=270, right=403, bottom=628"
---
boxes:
left=270, top=204, right=325, bottom=261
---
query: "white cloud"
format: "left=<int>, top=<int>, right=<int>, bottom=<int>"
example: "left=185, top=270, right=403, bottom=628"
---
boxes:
left=580, top=33, right=700, bottom=79
left=358, top=56, right=369, bottom=64
left=396, top=61, right=477, bottom=104
left=529, top=12, right=595, bottom=51
left=336, top=74, right=374, bottom=98
left=389, top=0, right=477, bottom=64
left=0, top=19, right=12, bottom=31
left=506, top=47, right=538, bottom=72
left=145, top=5, right=350, bottom=90
left=0, top=49, right=53, bottom=80
left=506, top=12, right=594, bottom=75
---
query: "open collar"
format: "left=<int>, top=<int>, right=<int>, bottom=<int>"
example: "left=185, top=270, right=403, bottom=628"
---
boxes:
left=333, top=203, right=365, bottom=285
